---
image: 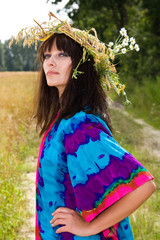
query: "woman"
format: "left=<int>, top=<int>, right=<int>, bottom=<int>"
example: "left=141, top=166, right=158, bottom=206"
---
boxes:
left=10, top=13, right=156, bottom=240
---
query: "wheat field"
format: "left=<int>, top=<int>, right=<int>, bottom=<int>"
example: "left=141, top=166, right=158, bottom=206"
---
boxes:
left=0, top=72, right=39, bottom=239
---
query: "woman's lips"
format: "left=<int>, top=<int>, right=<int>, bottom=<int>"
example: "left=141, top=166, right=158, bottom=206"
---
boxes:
left=47, top=71, right=59, bottom=76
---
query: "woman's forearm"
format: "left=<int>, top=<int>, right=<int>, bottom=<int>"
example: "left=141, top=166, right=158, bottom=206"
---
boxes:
left=89, top=180, right=156, bottom=235
left=50, top=180, right=155, bottom=237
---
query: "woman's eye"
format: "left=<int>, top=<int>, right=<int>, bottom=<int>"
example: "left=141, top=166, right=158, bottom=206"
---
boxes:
left=43, top=52, right=69, bottom=60
left=59, top=52, right=69, bottom=57
left=43, top=53, right=51, bottom=59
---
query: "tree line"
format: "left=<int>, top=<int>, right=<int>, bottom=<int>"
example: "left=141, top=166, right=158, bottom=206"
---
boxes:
left=1, top=0, right=160, bottom=84
left=0, top=39, right=39, bottom=71
left=48, top=0, right=160, bottom=84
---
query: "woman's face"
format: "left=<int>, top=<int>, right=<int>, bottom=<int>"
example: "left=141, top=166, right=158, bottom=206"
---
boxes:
left=43, top=41, right=72, bottom=96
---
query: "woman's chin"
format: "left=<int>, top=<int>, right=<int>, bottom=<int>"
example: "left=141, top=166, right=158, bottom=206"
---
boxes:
left=46, top=80, right=56, bottom=87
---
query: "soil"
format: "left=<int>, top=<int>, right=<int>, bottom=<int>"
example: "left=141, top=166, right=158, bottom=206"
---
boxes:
left=110, top=102, right=160, bottom=158
left=18, top=158, right=37, bottom=240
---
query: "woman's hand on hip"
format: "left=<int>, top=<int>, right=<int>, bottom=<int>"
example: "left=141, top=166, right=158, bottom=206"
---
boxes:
left=50, top=207, right=92, bottom=236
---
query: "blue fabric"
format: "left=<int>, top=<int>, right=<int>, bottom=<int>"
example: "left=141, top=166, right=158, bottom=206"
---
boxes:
left=36, top=111, right=153, bottom=239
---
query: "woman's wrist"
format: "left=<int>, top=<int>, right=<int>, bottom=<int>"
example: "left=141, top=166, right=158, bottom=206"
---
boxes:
left=87, top=219, right=104, bottom=236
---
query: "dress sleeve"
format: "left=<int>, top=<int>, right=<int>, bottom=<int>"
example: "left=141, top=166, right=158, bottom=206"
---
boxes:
left=63, top=113, right=154, bottom=224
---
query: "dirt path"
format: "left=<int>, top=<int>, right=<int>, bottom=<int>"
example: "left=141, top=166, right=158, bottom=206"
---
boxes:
left=133, top=117, right=160, bottom=158
left=18, top=157, right=37, bottom=240
left=110, top=102, right=160, bottom=158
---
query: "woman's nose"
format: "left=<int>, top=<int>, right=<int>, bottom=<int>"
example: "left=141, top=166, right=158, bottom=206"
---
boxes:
left=48, top=55, right=56, bottom=67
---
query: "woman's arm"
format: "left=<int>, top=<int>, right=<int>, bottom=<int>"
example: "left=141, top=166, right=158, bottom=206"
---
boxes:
left=50, top=180, right=156, bottom=236
left=89, top=179, right=156, bottom=235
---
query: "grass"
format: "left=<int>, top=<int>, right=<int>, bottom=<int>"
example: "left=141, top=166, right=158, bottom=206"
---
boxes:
left=0, top=72, right=40, bottom=239
left=126, top=76, right=160, bottom=130
left=111, top=75, right=160, bottom=130
left=0, top=72, right=159, bottom=239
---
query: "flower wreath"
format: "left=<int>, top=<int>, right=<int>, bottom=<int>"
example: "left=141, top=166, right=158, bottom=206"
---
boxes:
left=9, top=12, right=140, bottom=104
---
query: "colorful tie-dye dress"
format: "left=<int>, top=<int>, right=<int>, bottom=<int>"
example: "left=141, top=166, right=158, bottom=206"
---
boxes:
left=36, top=111, right=153, bottom=240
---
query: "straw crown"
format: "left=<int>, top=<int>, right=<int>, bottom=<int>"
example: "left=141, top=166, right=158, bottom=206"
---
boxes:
left=9, top=12, right=140, bottom=104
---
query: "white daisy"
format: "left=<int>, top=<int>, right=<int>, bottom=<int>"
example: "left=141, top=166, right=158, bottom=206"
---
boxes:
left=129, top=44, right=134, bottom=50
left=125, top=35, right=129, bottom=42
left=108, top=41, right=114, bottom=47
left=114, top=46, right=120, bottom=53
left=120, top=27, right=127, bottom=37
left=134, top=44, right=140, bottom=51
left=121, top=48, right=127, bottom=54
left=122, top=38, right=129, bottom=46
left=130, top=37, right=136, bottom=45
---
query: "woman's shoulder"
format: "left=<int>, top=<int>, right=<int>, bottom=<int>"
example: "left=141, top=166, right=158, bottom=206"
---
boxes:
left=59, top=111, right=112, bottom=136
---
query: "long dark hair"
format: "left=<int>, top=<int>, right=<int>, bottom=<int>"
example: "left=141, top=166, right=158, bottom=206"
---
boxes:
left=34, top=33, right=112, bottom=136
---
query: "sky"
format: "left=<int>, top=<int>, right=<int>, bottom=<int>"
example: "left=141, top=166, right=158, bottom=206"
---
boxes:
left=0, top=0, right=69, bottom=42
